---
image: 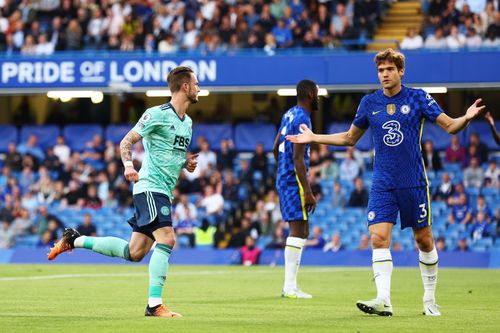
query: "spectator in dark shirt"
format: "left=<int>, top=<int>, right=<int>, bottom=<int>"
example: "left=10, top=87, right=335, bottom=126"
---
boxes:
left=216, top=139, right=236, bottom=171
left=467, top=132, right=489, bottom=165
left=4, top=143, right=23, bottom=171
left=250, top=143, right=269, bottom=180
left=445, top=135, right=466, bottom=164
left=422, top=140, right=442, bottom=172
left=454, top=237, right=470, bottom=252
left=77, top=213, right=97, bottom=236
left=228, top=217, right=251, bottom=248
left=348, top=177, right=369, bottom=207
left=84, top=185, right=103, bottom=209
left=436, top=236, right=447, bottom=252
left=433, top=172, right=454, bottom=202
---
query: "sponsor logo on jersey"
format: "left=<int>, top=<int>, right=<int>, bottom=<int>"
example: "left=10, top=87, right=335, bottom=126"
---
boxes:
left=386, top=104, right=396, bottom=115
left=400, top=105, right=410, bottom=114
left=173, top=135, right=190, bottom=151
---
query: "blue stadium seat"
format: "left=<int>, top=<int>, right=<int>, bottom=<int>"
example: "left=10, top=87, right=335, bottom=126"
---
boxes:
left=234, top=123, right=276, bottom=152
left=105, top=124, right=132, bottom=144
left=0, top=125, right=18, bottom=152
left=63, top=124, right=103, bottom=151
left=465, top=121, right=500, bottom=150
left=327, top=123, right=373, bottom=151
left=191, top=123, right=233, bottom=150
left=20, top=125, right=60, bottom=150
left=421, top=123, right=451, bottom=150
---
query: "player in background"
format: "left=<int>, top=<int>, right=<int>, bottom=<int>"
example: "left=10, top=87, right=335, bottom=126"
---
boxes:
left=273, top=80, right=318, bottom=299
left=47, top=66, right=200, bottom=318
left=286, top=49, right=486, bottom=315
left=485, top=112, right=500, bottom=146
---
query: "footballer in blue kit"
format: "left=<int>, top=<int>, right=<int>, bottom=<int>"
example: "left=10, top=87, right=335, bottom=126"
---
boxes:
left=286, top=49, right=487, bottom=316
left=273, top=80, right=319, bottom=299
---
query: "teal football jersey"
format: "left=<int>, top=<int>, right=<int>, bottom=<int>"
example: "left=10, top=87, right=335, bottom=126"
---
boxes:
left=132, top=103, right=192, bottom=200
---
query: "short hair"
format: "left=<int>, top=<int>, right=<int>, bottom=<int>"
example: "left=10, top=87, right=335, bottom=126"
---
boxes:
left=374, top=48, right=405, bottom=71
left=296, top=79, right=317, bottom=101
left=167, top=66, right=194, bottom=93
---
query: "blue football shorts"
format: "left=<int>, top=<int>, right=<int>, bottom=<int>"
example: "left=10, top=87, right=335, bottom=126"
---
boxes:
left=127, top=191, right=173, bottom=239
left=366, top=186, right=432, bottom=230
left=277, top=186, right=308, bottom=222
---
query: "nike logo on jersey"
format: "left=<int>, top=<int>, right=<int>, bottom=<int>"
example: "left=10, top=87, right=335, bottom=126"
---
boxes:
left=372, top=111, right=382, bottom=115
left=418, top=219, right=427, bottom=223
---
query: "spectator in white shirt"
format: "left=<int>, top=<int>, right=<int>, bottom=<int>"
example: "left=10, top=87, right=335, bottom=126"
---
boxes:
left=198, top=184, right=224, bottom=223
left=463, top=157, right=485, bottom=188
left=400, top=27, right=423, bottom=50
left=339, top=150, right=360, bottom=182
left=446, top=25, right=466, bottom=49
left=35, top=34, right=55, bottom=55
left=465, top=27, right=483, bottom=48
left=197, top=141, right=217, bottom=174
left=484, top=159, right=500, bottom=188
left=425, top=27, right=448, bottom=49
left=53, top=136, right=71, bottom=164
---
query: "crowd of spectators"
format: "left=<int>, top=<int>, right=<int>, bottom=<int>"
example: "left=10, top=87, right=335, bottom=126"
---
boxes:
left=0, top=0, right=384, bottom=55
left=401, top=0, right=500, bottom=50
left=0, top=121, right=498, bottom=258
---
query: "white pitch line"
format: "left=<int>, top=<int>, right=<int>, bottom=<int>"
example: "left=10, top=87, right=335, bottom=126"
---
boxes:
left=0, top=267, right=369, bottom=282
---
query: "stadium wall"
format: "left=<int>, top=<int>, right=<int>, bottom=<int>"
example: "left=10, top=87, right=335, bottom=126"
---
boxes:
left=1, top=249, right=499, bottom=268
left=1, top=51, right=499, bottom=91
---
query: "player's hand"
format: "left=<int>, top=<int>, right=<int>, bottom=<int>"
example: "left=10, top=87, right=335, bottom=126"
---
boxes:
left=184, top=153, right=199, bottom=173
left=485, top=112, right=495, bottom=126
left=286, top=124, right=315, bottom=144
left=465, top=98, right=486, bottom=121
left=124, top=166, right=139, bottom=182
left=304, top=191, right=316, bottom=215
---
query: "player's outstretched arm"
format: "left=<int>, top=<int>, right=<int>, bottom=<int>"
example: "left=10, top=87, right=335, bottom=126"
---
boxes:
left=436, top=98, right=486, bottom=135
left=120, top=129, right=142, bottom=182
left=286, top=124, right=365, bottom=147
left=485, top=112, right=500, bottom=145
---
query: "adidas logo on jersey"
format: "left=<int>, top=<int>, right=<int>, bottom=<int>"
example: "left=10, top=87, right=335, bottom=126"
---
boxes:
left=169, top=125, right=176, bottom=131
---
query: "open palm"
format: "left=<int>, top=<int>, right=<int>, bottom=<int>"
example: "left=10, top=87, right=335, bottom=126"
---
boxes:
left=465, top=99, right=486, bottom=121
left=286, top=124, right=315, bottom=144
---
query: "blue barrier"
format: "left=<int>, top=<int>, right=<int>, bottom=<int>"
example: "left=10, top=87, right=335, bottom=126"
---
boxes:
left=2, top=249, right=498, bottom=268
left=1, top=50, right=498, bottom=89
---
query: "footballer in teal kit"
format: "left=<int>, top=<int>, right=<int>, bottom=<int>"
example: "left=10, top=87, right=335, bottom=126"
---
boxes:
left=287, top=49, right=487, bottom=316
left=48, top=66, right=200, bottom=318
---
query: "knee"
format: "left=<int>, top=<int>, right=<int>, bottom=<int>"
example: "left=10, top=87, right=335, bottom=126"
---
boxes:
left=370, top=232, right=389, bottom=249
left=129, top=249, right=146, bottom=262
left=416, top=237, right=434, bottom=252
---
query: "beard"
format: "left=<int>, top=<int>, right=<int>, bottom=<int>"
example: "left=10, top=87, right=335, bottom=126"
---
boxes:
left=187, top=87, right=198, bottom=104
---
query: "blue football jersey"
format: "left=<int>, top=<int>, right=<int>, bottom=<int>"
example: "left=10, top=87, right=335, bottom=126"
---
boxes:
left=352, top=86, right=443, bottom=190
left=276, top=105, right=312, bottom=190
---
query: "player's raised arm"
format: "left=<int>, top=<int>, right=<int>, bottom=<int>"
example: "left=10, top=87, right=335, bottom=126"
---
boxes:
left=286, top=123, right=366, bottom=147
left=120, top=129, right=142, bottom=182
left=435, top=98, right=486, bottom=135
left=485, top=112, right=500, bottom=146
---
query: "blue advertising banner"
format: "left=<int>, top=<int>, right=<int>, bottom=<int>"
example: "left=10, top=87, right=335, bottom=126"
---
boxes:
left=0, top=50, right=499, bottom=89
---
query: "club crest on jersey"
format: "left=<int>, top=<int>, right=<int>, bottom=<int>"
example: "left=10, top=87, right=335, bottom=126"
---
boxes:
left=160, top=206, right=170, bottom=216
left=400, top=105, right=410, bottom=114
left=386, top=104, right=396, bottom=115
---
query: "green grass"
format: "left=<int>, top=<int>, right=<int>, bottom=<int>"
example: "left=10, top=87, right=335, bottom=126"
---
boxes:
left=0, top=264, right=499, bottom=333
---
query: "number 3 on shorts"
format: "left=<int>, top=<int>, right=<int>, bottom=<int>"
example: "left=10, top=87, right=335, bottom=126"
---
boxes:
left=419, top=203, right=427, bottom=219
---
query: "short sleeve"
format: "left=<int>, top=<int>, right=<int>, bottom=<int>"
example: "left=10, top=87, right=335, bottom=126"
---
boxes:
left=352, top=96, right=370, bottom=130
left=290, top=112, right=311, bottom=135
left=419, top=89, right=444, bottom=123
left=133, top=108, right=163, bottom=138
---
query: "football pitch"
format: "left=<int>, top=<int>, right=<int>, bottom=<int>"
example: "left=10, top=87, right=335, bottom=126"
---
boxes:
left=1, top=264, right=499, bottom=333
